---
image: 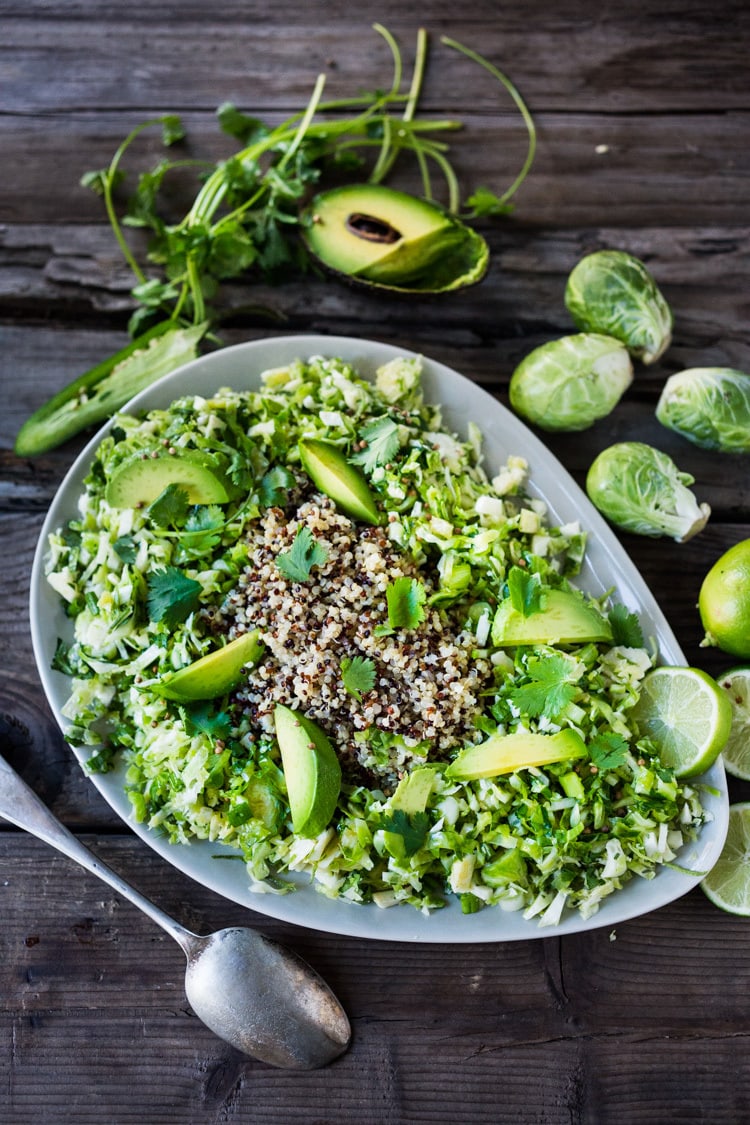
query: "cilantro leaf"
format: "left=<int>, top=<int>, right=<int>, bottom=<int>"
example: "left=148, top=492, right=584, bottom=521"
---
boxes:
left=146, top=566, right=202, bottom=626
left=350, top=416, right=401, bottom=474
left=276, top=526, right=328, bottom=583
left=216, top=101, right=269, bottom=145
left=510, top=653, right=580, bottom=721
left=507, top=566, right=544, bottom=616
left=260, top=465, right=295, bottom=508
left=464, top=185, right=514, bottom=218
left=182, top=702, right=232, bottom=742
left=147, top=483, right=190, bottom=528
left=380, top=809, right=430, bottom=856
left=51, top=638, right=76, bottom=676
left=608, top=604, right=645, bottom=648
left=340, top=655, right=376, bottom=701
left=113, top=535, right=137, bottom=564
left=379, top=576, right=427, bottom=633
left=174, top=505, right=225, bottom=560
left=589, top=731, right=629, bottom=771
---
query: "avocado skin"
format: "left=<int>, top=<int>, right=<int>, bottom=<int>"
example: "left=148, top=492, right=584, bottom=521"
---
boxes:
left=105, top=449, right=234, bottom=508
left=302, top=183, right=488, bottom=294
left=274, top=705, right=342, bottom=837
left=491, top=589, right=613, bottom=646
left=298, top=438, right=380, bottom=525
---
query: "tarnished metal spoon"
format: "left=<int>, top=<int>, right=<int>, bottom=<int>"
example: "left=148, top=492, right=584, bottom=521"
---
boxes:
left=0, top=751, right=350, bottom=1069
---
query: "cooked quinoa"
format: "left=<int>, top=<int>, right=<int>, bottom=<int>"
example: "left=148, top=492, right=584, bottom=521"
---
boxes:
left=216, top=486, right=491, bottom=789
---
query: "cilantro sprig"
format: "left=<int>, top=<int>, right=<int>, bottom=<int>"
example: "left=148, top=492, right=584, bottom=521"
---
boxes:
left=350, top=416, right=401, bottom=475
left=146, top=566, right=202, bottom=627
left=82, top=26, right=535, bottom=337
left=276, top=526, right=328, bottom=583
left=510, top=653, right=581, bottom=722
left=340, top=656, right=377, bottom=702
left=376, top=576, right=427, bottom=635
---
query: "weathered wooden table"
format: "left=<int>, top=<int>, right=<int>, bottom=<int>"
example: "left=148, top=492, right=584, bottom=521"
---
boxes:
left=2, top=2, right=749, bottom=1121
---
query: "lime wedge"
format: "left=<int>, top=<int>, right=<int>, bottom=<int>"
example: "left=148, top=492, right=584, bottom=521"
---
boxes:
left=701, top=802, right=750, bottom=916
left=631, top=665, right=732, bottom=778
left=717, top=666, right=750, bottom=780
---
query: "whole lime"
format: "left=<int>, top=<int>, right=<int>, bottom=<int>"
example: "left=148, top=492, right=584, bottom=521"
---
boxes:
left=698, top=539, right=750, bottom=658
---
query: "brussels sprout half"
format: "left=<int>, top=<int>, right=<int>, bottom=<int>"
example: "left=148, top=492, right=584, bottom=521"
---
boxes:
left=586, top=441, right=710, bottom=542
left=656, top=367, right=750, bottom=454
left=509, top=333, right=633, bottom=432
left=565, top=249, right=673, bottom=365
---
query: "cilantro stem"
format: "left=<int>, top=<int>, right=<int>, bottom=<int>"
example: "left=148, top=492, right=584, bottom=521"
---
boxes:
left=440, top=35, right=537, bottom=206
left=277, top=72, right=327, bottom=170
left=100, top=119, right=170, bottom=286
left=372, top=22, right=403, bottom=97
left=371, top=27, right=430, bottom=187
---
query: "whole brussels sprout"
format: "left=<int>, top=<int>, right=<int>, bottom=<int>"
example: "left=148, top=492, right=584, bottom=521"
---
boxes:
left=586, top=441, right=710, bottom=542
left=565, top=250, right=673, bottom=365
left=509, top=333, right=633, bottom=432
left=656, top=367, right=750, bottom=453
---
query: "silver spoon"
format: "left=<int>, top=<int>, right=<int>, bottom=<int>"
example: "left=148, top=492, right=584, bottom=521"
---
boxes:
left=0, top=751, right=350, bottom=1069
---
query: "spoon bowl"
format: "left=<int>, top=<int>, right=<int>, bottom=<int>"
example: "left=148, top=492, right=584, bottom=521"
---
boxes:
left=183, top=927, right=351, bottom=1069
left=0, top=750, right=351, bottom=1069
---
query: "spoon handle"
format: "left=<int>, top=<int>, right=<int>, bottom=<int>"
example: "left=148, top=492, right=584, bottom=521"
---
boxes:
left=0, top=751, right=195, bottom=953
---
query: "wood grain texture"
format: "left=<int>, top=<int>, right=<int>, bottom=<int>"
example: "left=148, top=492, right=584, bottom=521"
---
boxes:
left=2, top=1, right=750, bottom=1121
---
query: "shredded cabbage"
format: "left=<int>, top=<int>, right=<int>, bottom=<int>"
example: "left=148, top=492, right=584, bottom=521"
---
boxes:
left=46, top=354, right=707, bottom=924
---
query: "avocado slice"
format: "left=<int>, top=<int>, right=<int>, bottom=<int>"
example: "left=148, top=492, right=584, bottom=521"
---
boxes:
left=274, top=705, right=342, bottom=838
left=156, top=629, right=264, bottom=702
left=446, top=729, right=588, bottom=781
left=491, top=589, right=613, bottom=647
left=298, top=438, right=380, bottom=524
left=389, top=767, right=437, bottom=814
left=105, top=450, right=234, bottom=508
left=302, top=184, right=488, bottom=294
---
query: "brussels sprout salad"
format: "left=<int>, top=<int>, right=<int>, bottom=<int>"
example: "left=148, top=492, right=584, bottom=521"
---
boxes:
left=45, top=354, right=709, bottom=926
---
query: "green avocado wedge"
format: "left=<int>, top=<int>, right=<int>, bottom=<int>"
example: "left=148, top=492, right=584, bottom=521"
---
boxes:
left=302, top=184, right=488, bottom=294
left=156, top=630, right=264, bottom=702
left=274, top=705, right=342, bottom=838
left=298, top=438, right=381, bottom=524
left=491, top=588, right=613, bottom=647
left=446, top=729, right=588, bottom=781
left=105, top=450, right=235, bottom=508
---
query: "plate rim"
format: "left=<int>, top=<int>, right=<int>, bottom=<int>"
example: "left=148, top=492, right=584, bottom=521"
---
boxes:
left=29, top=332, right=729, bottom=942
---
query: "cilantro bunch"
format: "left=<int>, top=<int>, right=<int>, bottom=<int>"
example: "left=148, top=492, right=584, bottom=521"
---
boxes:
left=83, top=24, right=536, bottom=337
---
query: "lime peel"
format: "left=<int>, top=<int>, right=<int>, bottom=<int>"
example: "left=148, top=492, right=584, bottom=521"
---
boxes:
left=701, top=802, right=750, bottom=916
left=716, top=666, right=750, bottom=780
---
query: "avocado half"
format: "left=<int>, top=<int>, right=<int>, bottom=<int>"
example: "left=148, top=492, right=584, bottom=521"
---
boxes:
left=301, top=184, right=489, bottom=294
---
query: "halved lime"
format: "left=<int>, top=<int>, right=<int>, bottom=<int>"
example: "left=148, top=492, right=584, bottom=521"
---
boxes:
left=701, top=803, right=750, bottom=916
left=631, top=665, right=733, bottom=778
left=716, top=666, right=750, bottom=780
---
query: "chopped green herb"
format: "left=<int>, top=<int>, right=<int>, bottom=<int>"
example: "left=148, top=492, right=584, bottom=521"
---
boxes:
left=608, top=604, right=645, bottom=648
left=350, top=416, right=401, bottom=474
left=182, top=702, right=233, bottom=742
left=113, top=534, right=137, bottom=564
left=589, top=731, right=630, bottom=771
left=510, top=653, right=580, bottom=721
left=381, top=808, right=430, bottom=855
left=146, top=566, right=202, bottom=626
left=507, top=566, right=544, bottom=616
left=147, top=483, right=190, bottom=528
left=379, top=576, right=427, bottom=633
left=276, top=525, right=328, bottom=582
left=260, top=465, right=295, bottom=508
left=340, top=655, right=376, bottom=701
